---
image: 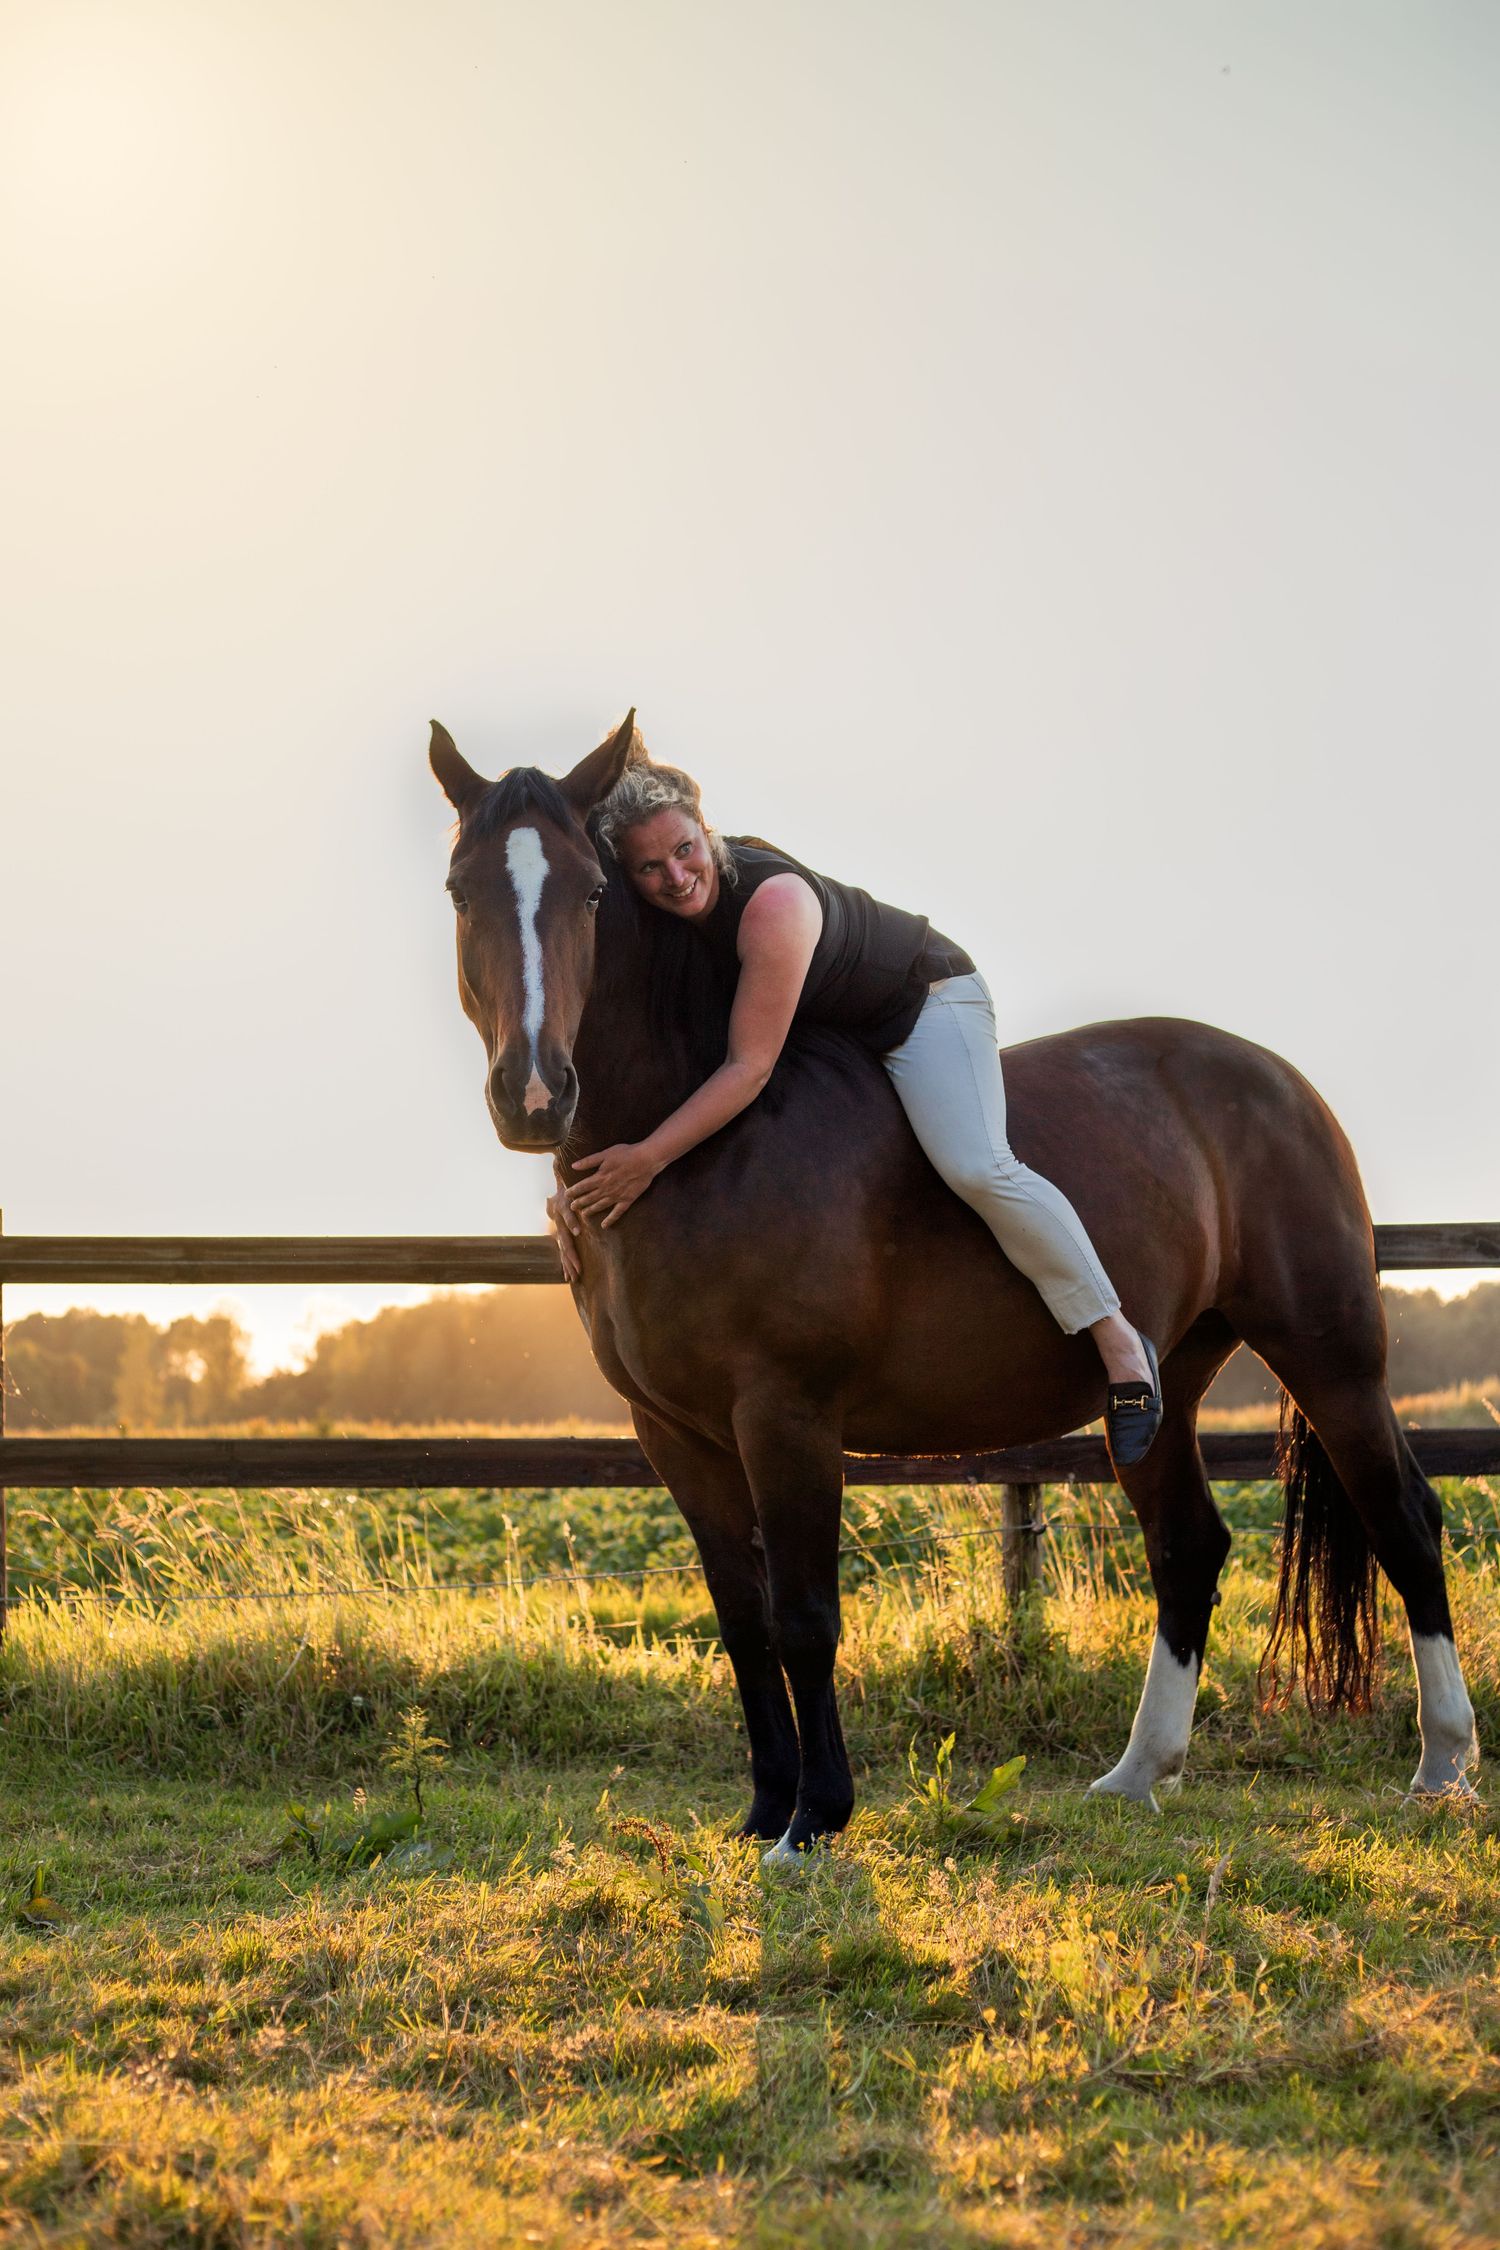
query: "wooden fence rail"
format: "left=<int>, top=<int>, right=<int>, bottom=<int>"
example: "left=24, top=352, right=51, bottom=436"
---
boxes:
left=3, top=1220, right=1499, bottom=1287
left=2, top=1219, right=1497, bottom=1625
left=4, top=1427, right=1499, bottom=1492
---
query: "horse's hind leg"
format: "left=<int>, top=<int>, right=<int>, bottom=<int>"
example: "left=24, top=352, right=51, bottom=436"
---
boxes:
left=1246, top=1353, right=1478, bottom=1794
left=1090, top=1313, right=1238, bottom=1809
left=632, top=1405, right=801, bottom=1840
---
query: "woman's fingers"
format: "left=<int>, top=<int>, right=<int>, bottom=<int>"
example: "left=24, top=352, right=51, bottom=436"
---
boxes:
left=569, top=1153, right=646, bottom=1227
left=545, top=1196, right=583, bottom=1278
left=571, top=1188, right=629, bottom=1227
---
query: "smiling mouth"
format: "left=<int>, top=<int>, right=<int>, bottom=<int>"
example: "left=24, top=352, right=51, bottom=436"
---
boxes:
left=664, top=878, right=700, bottom=905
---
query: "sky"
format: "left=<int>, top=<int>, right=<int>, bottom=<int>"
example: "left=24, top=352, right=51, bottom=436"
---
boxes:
left=2, top=0, right=1495, bottom=1373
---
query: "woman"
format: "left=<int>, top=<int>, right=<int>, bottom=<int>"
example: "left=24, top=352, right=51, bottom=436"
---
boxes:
left=554, top=747, right=1162, bottom=1463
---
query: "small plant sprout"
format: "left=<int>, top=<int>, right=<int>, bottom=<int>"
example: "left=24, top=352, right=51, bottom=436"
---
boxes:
left=382, top=1705, right=449, bottom=1817
left=262, top=1720, right=452, bottom=1877
left=907, top=1733, right=1026, bottom=1843
left=609, top=1817, right=725, bottom=1939
left=17, top=1865, right=65, bottom=1932
left=284, top=1802, right=326, bottom=1862
left=908, top=1731, right=958, bottom=1820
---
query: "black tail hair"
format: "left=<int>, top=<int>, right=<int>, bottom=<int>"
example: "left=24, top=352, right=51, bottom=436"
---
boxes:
left=1259, top=1390, right=1381, bottom=1712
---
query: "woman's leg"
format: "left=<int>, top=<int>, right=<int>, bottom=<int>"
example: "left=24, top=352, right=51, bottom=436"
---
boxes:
left=882, top=974, right=1151, bottom=1383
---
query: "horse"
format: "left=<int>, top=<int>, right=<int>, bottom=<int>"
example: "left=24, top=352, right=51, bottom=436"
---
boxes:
left=429, top=714, right=1479, bottom=1855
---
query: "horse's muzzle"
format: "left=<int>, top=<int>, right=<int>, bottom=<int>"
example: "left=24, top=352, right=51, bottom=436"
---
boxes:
left=486, top=1058, right=579, bottom=1150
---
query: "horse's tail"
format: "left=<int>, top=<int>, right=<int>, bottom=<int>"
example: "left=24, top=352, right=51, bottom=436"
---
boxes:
left=1259, top=1389, right=1380, bottom=1713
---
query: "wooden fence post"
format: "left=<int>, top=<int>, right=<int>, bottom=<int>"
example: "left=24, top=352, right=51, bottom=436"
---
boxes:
left=1001, top=1480, right=1042, bottom=1605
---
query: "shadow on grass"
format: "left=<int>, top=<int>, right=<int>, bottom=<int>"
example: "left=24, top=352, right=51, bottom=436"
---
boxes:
left=635, top=1852, right=964, bottom=2203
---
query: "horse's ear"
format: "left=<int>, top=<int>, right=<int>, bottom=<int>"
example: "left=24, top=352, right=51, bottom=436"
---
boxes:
left=559, top=708, right=638, bottom=815
left=429, top=720, right=487, bottom=812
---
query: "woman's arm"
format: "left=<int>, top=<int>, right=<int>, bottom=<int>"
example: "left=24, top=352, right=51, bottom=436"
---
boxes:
left=568, top=874, right=822, bottom=1227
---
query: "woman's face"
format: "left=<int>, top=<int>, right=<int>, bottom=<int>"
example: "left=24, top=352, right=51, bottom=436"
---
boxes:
left=618, top=807, right=720, bottom=919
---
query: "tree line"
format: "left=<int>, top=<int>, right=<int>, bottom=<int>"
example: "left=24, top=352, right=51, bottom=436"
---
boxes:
left=4, top=1283, right=1497, bottom=1432
left=3, top=1290, right=622, bottom=1431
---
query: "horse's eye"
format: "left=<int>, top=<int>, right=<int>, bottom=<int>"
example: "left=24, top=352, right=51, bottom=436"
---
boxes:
left=448, top=888, right=468, bottom=915
left=585, top=885, right=605, bottom=913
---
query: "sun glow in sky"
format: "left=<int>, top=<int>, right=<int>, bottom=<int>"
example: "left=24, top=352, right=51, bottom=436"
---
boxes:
left=6, top=28, right=226, bottom=297
left=2, top=0, right=1496, bottom=1372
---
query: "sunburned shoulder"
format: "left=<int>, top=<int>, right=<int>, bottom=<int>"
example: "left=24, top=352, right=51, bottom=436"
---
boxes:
left=736, top=870, right=823, bottom=957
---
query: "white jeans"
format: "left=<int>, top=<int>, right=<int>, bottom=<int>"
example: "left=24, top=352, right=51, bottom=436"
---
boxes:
left=881, top=971, right=1121, bottom=1335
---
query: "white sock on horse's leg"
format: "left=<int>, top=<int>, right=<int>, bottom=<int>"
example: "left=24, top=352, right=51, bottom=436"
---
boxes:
left=1409, top=1632, right=1479, bottom=1795
left=1089, top=1632, right=1200, bottom=1812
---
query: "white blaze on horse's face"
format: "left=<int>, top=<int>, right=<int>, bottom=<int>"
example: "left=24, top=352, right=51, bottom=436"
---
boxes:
left=504, top=826, right=552, bottom=1113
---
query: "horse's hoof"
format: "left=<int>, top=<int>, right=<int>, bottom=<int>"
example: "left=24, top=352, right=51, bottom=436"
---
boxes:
left=761, top=1828, right=830, bottom=1871
left=1088, top=1771, right=1162, bottom=1814
left=1406, top=1772, right=1479, bottom=1804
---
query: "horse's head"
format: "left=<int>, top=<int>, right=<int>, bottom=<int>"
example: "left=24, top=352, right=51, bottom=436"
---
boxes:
left=429, top=712, right=637, bottom=1149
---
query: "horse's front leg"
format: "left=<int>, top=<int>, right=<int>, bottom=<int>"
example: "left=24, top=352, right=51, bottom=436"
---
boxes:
left=630, top=1404, right=801, bottom=1841
left=1090, top=1322, right=1235, bottom=1808
left=731, top=1393, right=852, bottom=1861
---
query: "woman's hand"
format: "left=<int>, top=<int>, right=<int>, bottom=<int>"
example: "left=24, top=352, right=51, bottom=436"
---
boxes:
left=546, top=1171, right=583, bottom=1282
left=568, top=1142, right=661, bottom=1229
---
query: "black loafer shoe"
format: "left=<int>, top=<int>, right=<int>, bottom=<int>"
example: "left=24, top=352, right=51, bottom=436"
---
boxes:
left=1107, top=1336, right=1162, bottom=1468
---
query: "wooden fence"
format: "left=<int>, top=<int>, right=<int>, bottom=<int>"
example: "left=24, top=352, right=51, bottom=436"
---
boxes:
left=2, top=1218, right=1497, bottom=1624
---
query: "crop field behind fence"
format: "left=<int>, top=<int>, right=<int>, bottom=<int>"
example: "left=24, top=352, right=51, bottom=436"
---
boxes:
left=0, top=1467, right=1498, bottom=2247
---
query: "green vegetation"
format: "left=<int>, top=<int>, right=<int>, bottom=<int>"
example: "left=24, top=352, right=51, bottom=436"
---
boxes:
left=0, top=1483, right=1497, bottom=2244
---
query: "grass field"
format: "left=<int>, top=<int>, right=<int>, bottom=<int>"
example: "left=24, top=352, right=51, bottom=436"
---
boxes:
left=1, top=1475, right=1497, bottom=2246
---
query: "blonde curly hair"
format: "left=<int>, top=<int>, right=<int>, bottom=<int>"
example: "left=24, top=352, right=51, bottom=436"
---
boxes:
left=593, top=723, right=736, bottom=881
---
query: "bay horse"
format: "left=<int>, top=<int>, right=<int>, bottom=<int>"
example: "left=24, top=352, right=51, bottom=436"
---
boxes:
left=429, top=715, right=1479, bottom=1854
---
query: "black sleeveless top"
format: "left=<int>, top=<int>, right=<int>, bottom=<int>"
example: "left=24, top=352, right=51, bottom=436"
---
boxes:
left=689, top=840, right=975, bottom=1056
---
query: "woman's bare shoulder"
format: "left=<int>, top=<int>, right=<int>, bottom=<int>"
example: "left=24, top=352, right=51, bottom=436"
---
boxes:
left=737, top=870, right=823, bottom=952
